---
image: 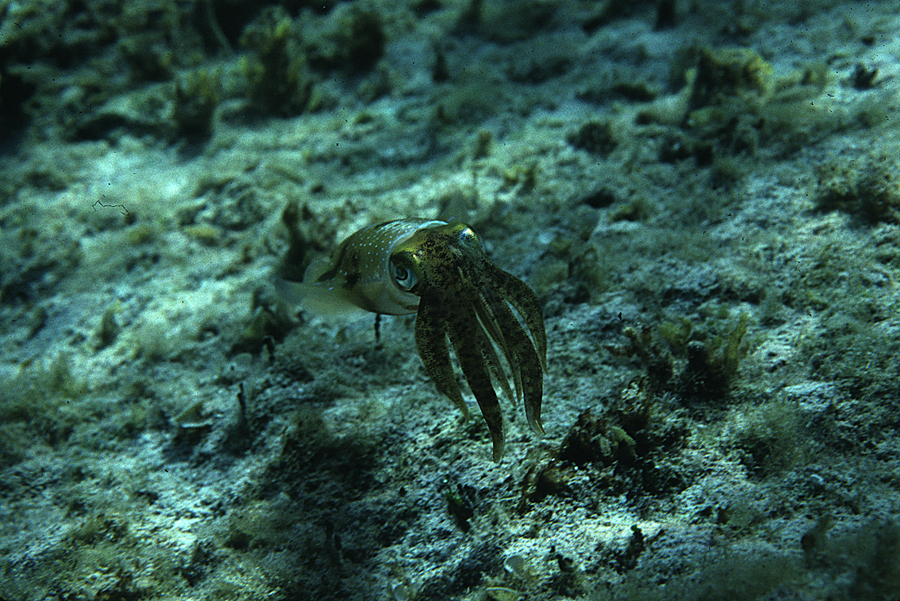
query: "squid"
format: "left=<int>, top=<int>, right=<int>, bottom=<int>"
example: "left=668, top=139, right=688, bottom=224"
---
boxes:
left=289, top=218, right=547, bottom=461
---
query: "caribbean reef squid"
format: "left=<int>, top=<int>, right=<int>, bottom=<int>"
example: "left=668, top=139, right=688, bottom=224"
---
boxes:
left=288, top=218, right=547, bottom=461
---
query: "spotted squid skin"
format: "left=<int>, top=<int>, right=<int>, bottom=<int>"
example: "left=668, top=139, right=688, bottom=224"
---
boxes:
left=298, top=218, right=442, bottom=316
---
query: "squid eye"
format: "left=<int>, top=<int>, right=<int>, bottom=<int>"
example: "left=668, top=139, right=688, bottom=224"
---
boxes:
left=390, top=259, right=418, bottom=291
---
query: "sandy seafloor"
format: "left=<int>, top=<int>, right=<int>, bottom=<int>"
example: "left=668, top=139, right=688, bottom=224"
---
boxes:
left=2, top=0, right=900, bottom=599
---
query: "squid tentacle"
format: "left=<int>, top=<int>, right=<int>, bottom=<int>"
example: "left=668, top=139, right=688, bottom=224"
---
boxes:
left=480, top=285, right=544, bottom=435
left=445, top=299, right=506, bottom=461
left=415, top=297, right=469, bottom=418
left=470, top=286, right=522, bottom=404
left=470, top=303, right=516, bottom=406
left=485, top=262, right=548, bottom=372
